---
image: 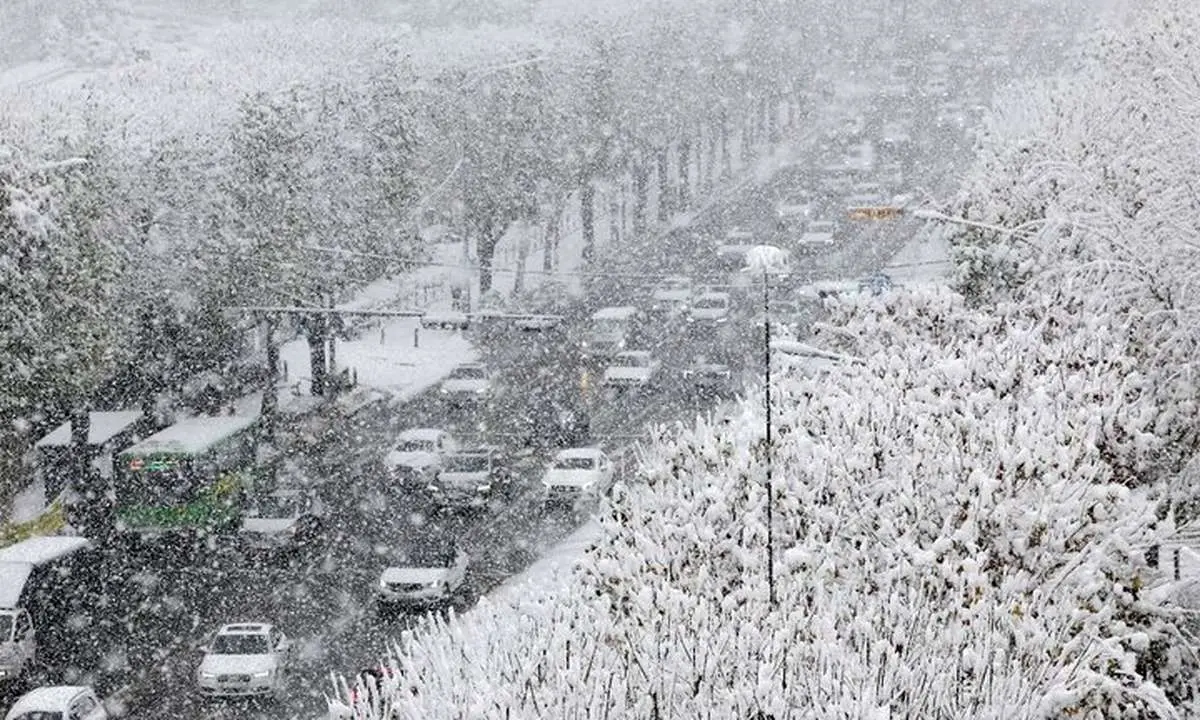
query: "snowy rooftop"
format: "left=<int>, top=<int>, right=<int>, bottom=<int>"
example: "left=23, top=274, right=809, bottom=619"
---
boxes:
left=6, top=686, right=93, bottom=713
left=123, top=415, right=259, bottom=456
left=396, top=428, right=447, bottom=442
left=0, top=535, right=91, bottom=567
left=592, top=306, right=639, bottom=320
left=34, top=410, right=143, bottom=448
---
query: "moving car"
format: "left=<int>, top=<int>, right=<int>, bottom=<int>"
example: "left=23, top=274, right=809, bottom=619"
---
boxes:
left=795, top=220, right=838, bottom=253
left=439, top=363, right=493, bottom=404
left=581, top=306, right=642, bottom=359
left=682, top=358, right=733, bottom=396
left=648, top=275, right=693, bottom=316
left=5, top=686, right=108, bottom=720
left=602, top=351, right=661, bottom=389
left=377, top=546, right=469, bottom=611
left=775, top=191, right=815, bottom=230
left=384, top=429, right=460, bottom=485
left=689, top=292, right=731, bottom=324
left=541, top=448, right=615, bottom=505
left=239, top=488, right=326, bottom=554
left=428, top=447, right=514, bottom=507
left=197, top=623, right=292, bottom=698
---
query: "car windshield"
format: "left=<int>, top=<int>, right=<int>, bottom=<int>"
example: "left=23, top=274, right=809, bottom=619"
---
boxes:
left=443, top=454, right=491, bottom=473
left=119, top=455, right=199, bottom=506
left=397, top=439, right=436, bottom=453
left=10, top=712, right=64, bottom=720
left=809, top=222, right=836, bottom=232
left=555, top=456, right=596, bottom=471
left=694, top=297, right=727, bottom=309
left=659, top=279, right=689, bottom=291
left=211, top=633, right=270, bottom=655
left=248, top=493, right=302, bottom=518
left=592, top=318, right=628, bottom=335
left=404, top=545, right=457, bottom=567
left=448, top=366, right=486, bottom=380
left=615, top=355, right=648, bottom=368
left=0, top=613, right=12, bottom=641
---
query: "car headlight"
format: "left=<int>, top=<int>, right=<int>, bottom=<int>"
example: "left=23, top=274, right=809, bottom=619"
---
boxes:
left=200, top=671, right=217, bottom=679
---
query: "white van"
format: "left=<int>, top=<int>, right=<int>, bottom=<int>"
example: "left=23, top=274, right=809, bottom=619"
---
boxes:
left=582, top=307, right=642, bottom=359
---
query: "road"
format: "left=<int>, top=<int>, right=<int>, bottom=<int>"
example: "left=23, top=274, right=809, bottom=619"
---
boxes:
left=0, top=42, right=1025, bottom=720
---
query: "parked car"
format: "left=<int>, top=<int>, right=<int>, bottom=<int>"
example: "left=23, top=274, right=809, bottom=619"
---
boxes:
left=541, top=448, right=615, bottom=505
left=795, top=220, right=838, bottom=253
left=239, top=488, right=326, bottom=554
left=5, top=686, right=108, bottom=720
left=377, top=546, right=469, bottom=612
left=602, top=351, right=661, bottom=389
left=439, top=363, right=492, bottom=404
left=196, top=623, right=292, bottom=699
left=682, top=358, right=733, bottom=396
left=384, top=429, right=460, bottom=485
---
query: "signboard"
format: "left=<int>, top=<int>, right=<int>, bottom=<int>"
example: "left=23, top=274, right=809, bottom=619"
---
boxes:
left=847, top=206, right=904, bottom=221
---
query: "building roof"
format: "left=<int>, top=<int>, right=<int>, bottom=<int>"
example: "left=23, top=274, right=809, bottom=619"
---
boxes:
left=35, top=411, right=144, bottom=448
left=121, top=414, right=259, bottom=456
left=397, top=428, right=446, bottom=442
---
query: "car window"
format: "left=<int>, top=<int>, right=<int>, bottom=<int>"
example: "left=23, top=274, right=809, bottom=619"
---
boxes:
left=397, top=439, right=436, bottom=453
left=11, top=712, right=65, bottom=720
left=17, top=612, right=31, bottom=637
left=554, top=457, right=596, bottom=471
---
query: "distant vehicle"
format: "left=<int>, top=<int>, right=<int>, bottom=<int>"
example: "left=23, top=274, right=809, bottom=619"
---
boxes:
left=4, top=685, right=108, bottom=720
left=923, top=77, right=952, bottom=99
left=419, top=310, right=469, bottom=331
left=384, top=429, right=460, bottom=485
left=648, top=275, right=693, bottom=316
left=581, top=306, right=642, bottom=359
left=114, top=414, right=262, bottom=540
left=879, top=123, right=912, bottom=151
left=439, top=363, right=493, bottom=403
left=775, top=191, right=815, bottom=229
left=682, top=358, right=733, bottom=396
left=541, top=448, right=615, bottom=505
left=753, top=299, right=803, bottom=329
left=716, top=228, right=757, bottom=270
left=239, top=488, right=326, bottom=554
left=197, top=622, right=292, bottom=698
left=688, top=292, right=731, bottom=324
left=602, top=351, right=661, bottom=389
left=795, top=279, right=862, bottom=303
left=0, top=536, right=99, bottom=684
left=376, top=546, right=468, bottom=611
left=859, top=272, right=895, bottom=296
left=428, top=448, right=514, bottom=507
left=796, top=220, right=838, bottom=253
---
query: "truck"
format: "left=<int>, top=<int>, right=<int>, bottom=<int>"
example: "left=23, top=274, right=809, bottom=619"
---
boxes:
left=0, top=535, right=97, bottom=683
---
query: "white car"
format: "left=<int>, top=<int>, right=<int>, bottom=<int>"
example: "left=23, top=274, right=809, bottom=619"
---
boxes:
left=439, top=363, right=492, bottom=403
left=377, top=547, right=469, bottom=610
left=541, top=448, right=615, bottom=503
left=689, top=292, right=731, bottom=323
left=0, top=608, right=34, bottom=685
left=5, top=686, right=108, bottom=720
left=239, top=488, right=326, bottom=553
left=649, top=275, right=693, bottom=315
left=428, top=448, right=513, bottom=506
left=384, top=429, right=460, bottom=484
left=197, top=623, right=292, bottom=698
left=603, top=351, right=661, bottom=388
left=775, top=192, right=814, bottom=229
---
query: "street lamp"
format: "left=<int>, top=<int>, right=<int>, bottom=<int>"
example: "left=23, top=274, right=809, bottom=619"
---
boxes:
left=744, top=244, right=791, bottom=607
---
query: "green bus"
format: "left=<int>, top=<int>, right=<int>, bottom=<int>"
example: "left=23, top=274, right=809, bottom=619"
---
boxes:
left=114, top=414, right=261, bottom=539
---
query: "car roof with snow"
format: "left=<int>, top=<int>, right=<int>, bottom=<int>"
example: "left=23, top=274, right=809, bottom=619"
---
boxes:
left=7, top=686, right=95, bottom=714
left=396, top=428, right=446, bottom=442
left=555, top=447, right=606, bottom=460
left=592, top=306, right=639, bottom=320
left=217, top=622, right=272, bottom=635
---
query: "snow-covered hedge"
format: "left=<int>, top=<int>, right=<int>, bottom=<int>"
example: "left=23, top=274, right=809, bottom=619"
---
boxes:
left=327, top=1, right=1200, bottom=717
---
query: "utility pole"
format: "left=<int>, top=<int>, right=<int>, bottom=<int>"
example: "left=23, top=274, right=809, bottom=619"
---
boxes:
left=763, top=270, right=776, bottom=607
left=261, top=314, right=279, bottom=441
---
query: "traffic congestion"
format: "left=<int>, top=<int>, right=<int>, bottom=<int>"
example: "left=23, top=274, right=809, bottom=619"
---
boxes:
left=0, top=21, right=1072, bottom=720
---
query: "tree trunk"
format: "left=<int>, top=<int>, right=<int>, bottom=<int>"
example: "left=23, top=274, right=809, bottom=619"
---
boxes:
left=581, top=181, right=596, bottom=261
left=720, top=109, right=732, bottom=179
left=632, top=156, right=649, bottom=237
left=477, top=217, right=502, bottom=294
left=261, top=316, right=279, bottom=441
left=66, top=406, right=91, bottom=502
left=767, top=95, right=780, bottom=146
left=608, top=191, right=621, bottom=247
left=307, top=314, right=328, bottom=397
left=543, top=196, right=565, bottom=272
left=677, top=133, right=692, bottom=209
left=740, top=115, right=753, bottom=165
left=513, top=227, right=530, bottom=295
left=655, top=146, right=670, bottom=222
